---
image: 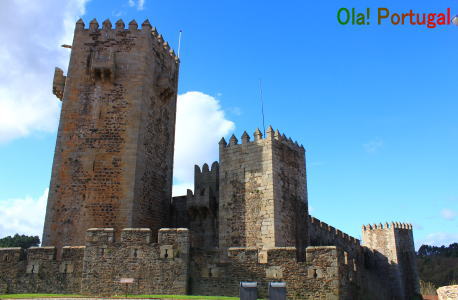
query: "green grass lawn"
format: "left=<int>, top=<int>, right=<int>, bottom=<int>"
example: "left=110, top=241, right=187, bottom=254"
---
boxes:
left=0, top=295, right=84, bottom=299
left=0, top=294, right=241, bottom=300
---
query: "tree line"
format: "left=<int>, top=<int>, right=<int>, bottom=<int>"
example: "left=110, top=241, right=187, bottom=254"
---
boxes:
left=417, top=243, right=458, bottom=257
left=0, top=234, right=40, bottom=248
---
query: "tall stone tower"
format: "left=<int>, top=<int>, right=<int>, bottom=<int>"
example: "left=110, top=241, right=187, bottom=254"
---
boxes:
left=362, top=222, right=420, bottom=299
left=218, top=126, right=309, bottom=258
left=43, top=18, right=179, bottom=250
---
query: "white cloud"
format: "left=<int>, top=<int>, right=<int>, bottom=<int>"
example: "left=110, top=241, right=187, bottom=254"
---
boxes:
left=228, top=106, right=242, bottom=116
left=418, top=232, right=458, bottom=248
left=0, top=189, right=48, bottom=240
left=127, top=0, right=145, bottom=10
left=363, top=138, right=384, bottom=153
left=0, top=0, right=88, bottom=144
left=172, top=91, right=235, bottom=196
left=138, top=0, right=145, bottom=10
left=441, top=208, right=457, bottom=221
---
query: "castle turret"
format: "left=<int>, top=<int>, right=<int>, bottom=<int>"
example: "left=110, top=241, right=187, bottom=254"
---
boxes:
left=362, top=222, right=420, bottom=299
left=218, top=127, right=309, bottom=260
left=185, top=162, right=219, bottom=249
left=43, top=19, right=179, bottom=251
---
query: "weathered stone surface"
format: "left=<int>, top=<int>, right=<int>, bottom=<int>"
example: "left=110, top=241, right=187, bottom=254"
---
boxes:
left=218, top=127, right=308, bottom=257
left=42, top=18, right=179, bottom=251
left=81, top=228, right=189, bottom=295
left=362, top=222, right=420, bottom=299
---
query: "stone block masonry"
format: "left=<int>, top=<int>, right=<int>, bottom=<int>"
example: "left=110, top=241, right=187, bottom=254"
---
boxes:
left=0, top=228, right=189, bottom=296
left=189, top=245, right=352, bottom=299
left=362, top=222, right=420, bottom=299
left=1, top=16, right=422, bottom=300
left=43, top=18, right=179, bottom=251
left=218, top=126, right=308, bottom=259
left=0, top=246, right=84, bottom=294
left=81, top=228, right=189, bottom=295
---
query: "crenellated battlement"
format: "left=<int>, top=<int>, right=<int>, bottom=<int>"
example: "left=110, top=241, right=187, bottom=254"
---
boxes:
left=362, top=222, right=413, bottom=231
left=0, top=246, right=85, bottom=264
left=189, top=162, right=219, bottom=211
left=84, top=227, right=188, bottom=246
left=194, top=162, right=219, bottom=195
left=309, top=215, right=360, bottom=246
left=74, top=18, right=179, bottom=63
left=219, top=126, right=304, bottom=153
left=0, top=247, right=25, bottom=263
left=308, top=215, right=361, bottom=260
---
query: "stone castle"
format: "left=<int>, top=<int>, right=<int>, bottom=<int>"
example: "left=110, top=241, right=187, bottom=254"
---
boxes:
left=0, top=19, right=421, bottom=299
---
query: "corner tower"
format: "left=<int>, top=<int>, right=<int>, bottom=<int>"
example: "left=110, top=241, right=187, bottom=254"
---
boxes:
left=43, top=19, right=179, bottom=249
left=218, top=127, right=309, bottom=258
left=362, top=222, right=420, bottom=299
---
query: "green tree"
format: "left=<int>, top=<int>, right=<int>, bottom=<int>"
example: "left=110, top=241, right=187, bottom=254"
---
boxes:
left=0, top=234, right=40, bottom=248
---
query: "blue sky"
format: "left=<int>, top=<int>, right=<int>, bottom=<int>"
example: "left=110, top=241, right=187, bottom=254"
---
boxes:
left=0, top=0, right=457, bottom=249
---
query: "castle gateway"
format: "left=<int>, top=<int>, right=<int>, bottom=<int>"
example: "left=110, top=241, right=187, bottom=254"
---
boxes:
left=0, top=19, right=420, bottom=300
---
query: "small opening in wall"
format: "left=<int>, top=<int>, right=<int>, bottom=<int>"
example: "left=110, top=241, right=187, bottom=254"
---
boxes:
left=100, top=247, right=105, bottom=257
left=208, top=268, right=212, bottom=278
left=133, top=249, right=138, bottom=258
left=31, top=265, right=36, bottom=274
left=94, top=69, right=102, bottom=81
left=164, top=249, right=169, bottom=258
left=103, top=70, right=111, bottom=81
left=3, top=255, right=9, bottom=262
left=313, top=269, right=317, bottom=279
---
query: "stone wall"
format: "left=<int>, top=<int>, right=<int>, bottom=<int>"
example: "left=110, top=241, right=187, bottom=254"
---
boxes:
left=186, top=163, right=219, bottom=249
left=362, top=222, right=420, bottom=299
left=171, top=195, right=188, bottom=228
left=218, top=127, right=308, bottom=254
left=309, top=215, right=361, bottom=257
left=0, top=228, right=189, bottom=296
left=43, top=18, right=179, bottom=250
left=189, top=245, right=355, bottom=300
left=0, top=246, right=84, bottom=294
left=81, top=228, right=189, bottom=295
left=271, top=128, right=309, bottom=254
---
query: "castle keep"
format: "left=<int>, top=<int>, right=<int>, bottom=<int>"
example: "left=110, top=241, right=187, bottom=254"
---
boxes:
left=43, top=18, right=179, bottom=250
left=0, top=19, right=420, bottom=300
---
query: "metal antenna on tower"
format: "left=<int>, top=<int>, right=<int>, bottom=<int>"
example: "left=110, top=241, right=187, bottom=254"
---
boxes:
left=259, top=79, right=266, bottom=137
left=177, top=30, right=183, bottom=58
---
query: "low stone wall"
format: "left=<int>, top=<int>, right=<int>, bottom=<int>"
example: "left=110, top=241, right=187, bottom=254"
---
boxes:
left=0, top=227, right=417, bottom=299
left=0, top=246, right=84, bottom=294
left=189, top=246, right=356, bottom=300
left=81, top=228, right=190, bottom=295
left=0, top=228, right=190, bottom=296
